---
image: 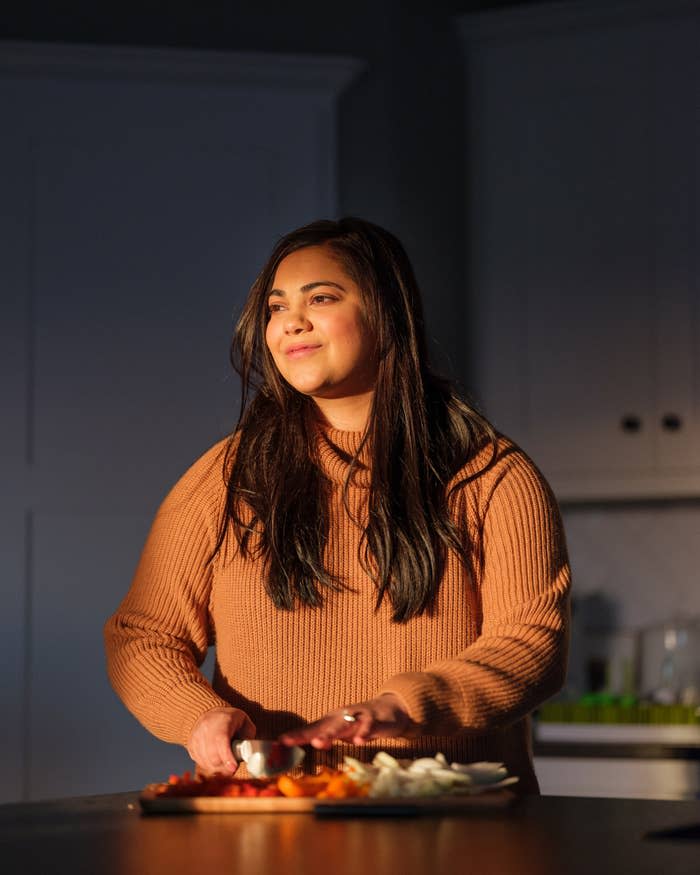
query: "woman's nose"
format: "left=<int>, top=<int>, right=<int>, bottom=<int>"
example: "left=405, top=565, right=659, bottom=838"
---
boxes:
left=284, top=308, right=311, bottom=334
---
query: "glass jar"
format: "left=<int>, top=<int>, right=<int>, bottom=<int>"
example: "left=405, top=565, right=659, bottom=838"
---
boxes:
left=638, top=618, right=700, bottom=706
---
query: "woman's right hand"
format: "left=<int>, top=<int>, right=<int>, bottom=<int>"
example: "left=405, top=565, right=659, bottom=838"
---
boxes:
left=186, top=707, right=256, bottom=775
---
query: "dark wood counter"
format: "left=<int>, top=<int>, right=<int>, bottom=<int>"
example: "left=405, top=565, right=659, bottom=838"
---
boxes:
left=1, top=791, right=698, bottom=875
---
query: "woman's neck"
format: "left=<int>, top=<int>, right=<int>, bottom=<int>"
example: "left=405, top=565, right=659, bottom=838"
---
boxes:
left=312, top=391, right=373, bottom=431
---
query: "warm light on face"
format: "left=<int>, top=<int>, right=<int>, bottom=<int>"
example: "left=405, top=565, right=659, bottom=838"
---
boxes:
left=264, top=245, right=378, bottom=405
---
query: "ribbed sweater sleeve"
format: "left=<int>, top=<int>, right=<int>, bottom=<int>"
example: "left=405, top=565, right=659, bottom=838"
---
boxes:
left=104, top=440, right=233, bottom=745
left=378, top=447, right=570, bottom=734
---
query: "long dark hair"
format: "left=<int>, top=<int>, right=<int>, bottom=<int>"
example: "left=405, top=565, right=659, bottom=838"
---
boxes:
left=216, top=217, right=495, bottom=622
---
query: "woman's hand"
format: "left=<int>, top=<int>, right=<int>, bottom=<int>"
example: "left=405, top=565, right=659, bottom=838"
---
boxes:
left=186, top=707, right=256, bottom=775
left=279, top=693, right=414, bottom=750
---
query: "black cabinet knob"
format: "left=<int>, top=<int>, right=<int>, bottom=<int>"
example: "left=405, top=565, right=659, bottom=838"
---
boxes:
left=661, top=413, right=683, bottom=431
left=620, top=414, right=642, bottom=433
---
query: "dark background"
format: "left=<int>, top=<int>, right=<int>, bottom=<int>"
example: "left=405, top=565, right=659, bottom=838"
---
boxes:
left=2, top=2, right=571, bottom=48
left=1, top=0, right=575, bottom=378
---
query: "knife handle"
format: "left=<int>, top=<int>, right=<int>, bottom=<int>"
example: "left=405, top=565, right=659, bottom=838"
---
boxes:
left=230, top=740, right=247, bottom=761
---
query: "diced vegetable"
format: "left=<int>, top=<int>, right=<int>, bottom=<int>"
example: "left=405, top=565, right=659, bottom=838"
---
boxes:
left=277, top=769, right=336, bottom=798
left=339, top=753, right=518, bottom=798
left=151, top=755, right=517, bottom=800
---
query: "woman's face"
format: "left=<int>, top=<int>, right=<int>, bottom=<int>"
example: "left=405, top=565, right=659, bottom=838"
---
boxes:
left=265, top=245, right=378, bottom=406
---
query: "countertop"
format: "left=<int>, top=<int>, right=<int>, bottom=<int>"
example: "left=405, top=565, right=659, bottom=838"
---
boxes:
left=534, top=740, right=700, bottom=759
left=534, top=720, right=700, bottom=760
left=1, top=791, right=699, bottom=875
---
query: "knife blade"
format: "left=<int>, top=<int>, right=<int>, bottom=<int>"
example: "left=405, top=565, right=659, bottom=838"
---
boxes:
left=231, top=739, right=305, bottom=778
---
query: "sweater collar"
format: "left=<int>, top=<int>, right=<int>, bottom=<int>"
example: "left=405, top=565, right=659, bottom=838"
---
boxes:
left=316, top=426, right=371, bottom=488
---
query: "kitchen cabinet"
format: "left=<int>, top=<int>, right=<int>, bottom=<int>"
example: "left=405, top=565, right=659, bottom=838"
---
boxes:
left=460, top=1, right=700, bottom=500
left=535, top=717, right=700, bottom=800
left=0, top=41, right=360, bottom=802
left=535, top=753, right=700, bottom=801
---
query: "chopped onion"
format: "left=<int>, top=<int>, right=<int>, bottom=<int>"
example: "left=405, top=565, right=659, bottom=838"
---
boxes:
left=340, top=752, right=518, bottom=798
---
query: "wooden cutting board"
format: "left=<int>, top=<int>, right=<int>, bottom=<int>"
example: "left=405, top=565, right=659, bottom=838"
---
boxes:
left=139, top=786, right=516, bottom=815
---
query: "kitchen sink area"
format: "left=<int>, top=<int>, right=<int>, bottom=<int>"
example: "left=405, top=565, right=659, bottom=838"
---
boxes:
left=533, top=671, right=700, bottom=800
left=534, top=715, right=700, bottom=801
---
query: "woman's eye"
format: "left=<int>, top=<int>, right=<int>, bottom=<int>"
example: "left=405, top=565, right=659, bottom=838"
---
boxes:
left=268, top=303, right=285, bottom=314
left=311, top=294, right=336, bottom=305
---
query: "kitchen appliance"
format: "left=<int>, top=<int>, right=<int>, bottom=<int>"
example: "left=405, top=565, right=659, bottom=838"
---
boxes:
left=638, top=617, right=700, bottom=706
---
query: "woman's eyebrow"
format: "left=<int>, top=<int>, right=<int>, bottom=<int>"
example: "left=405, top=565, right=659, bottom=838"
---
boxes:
left=269, top=280, right=347, bottom=297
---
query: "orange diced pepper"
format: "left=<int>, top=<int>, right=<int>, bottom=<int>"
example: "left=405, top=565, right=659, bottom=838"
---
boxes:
left=277, top=768, right=336, bottom=798
left=317, top=774, right=369, bottom=799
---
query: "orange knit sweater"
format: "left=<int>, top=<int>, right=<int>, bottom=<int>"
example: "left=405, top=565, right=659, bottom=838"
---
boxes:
left=104, top=429, right=570, bottom=793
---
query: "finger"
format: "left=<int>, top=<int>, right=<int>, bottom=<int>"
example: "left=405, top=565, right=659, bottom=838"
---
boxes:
left=312, top=711, right=364, bottom=747
left=349, top=711, right=375, bottom=744
left=188, top=722, right=217, bottom=767
left=333, top=708, right=369, bottom=742
left=279, top=719, right=327, bottom=746
left=277, top=729, right=307, bottom=746
left=237, top=713, right=257, bottom=740
left=198, top=738, right=224, bottom=773
left=216, top=740, right=238, bottom=773
left=191, top=733, right=228, bottom=774
left=197, top=749, right=218, bottom=774
left=217, top=721, right=244, bottom=770
left=310, top=730, right=341, bottom=749
left=280, top=709, right=366, bottom=748
left=204, top=749, right=235, bottom=775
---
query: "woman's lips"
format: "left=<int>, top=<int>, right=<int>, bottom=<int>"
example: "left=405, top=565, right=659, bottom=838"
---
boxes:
left=285, top=344, right=321, bottom=359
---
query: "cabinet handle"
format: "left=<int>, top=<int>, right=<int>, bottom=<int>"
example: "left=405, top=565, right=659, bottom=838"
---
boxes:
left=661, top=413, right=683, bottom=432
left=620, top=415, right=642, bottom=433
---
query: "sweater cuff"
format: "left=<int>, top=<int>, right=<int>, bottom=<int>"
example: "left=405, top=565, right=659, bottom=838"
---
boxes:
left=377, top=672, right=463, bottom=736
left=151, top=682, right=234, bottom=746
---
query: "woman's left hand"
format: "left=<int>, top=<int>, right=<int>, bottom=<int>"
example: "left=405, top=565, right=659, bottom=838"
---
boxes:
left=279, top=693, right=414, bottom=749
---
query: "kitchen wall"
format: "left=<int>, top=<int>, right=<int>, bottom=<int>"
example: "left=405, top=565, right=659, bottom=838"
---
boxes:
left=563, top=502, right=700, bottom=631
left=2, top=0, right=480, bottom=378
left=561, top=500, right=700, bottom=697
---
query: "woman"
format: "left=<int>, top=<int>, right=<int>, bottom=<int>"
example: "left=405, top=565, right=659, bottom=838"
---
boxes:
left=104, top=217, right=570, bottom=794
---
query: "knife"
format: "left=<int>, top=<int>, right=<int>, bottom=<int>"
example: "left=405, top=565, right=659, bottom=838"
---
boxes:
left=231, top=739, right=305, bottom=778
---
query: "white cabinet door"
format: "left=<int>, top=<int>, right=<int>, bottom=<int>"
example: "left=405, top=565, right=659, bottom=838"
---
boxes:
left=653, top=17, right=700, bottom=477
left=520, top=35, right=654, bottom=479
left=534, top=755, right=700, bottom=801
left=462, top=3, right=700, bottom=500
